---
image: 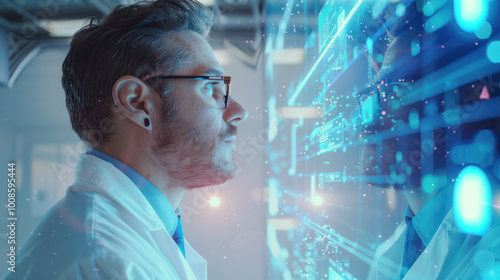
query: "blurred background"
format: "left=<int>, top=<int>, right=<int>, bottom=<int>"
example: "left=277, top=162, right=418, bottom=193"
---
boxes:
left=1, top=0, right=500, bottom=279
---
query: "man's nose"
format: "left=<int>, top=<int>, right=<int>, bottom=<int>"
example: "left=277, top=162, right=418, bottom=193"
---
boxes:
left=223, top=96, right=248, bottom=125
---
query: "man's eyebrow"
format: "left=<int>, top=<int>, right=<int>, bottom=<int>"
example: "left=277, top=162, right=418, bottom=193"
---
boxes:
left=204, top=68, right=225, bottom=76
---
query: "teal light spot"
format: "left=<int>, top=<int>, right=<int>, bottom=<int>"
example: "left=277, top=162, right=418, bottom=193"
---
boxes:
left=422, top=174, right=437, bottom=193
left=443, top=108, right=461, bottom=125
left=489, top=263, right=500, bottom=279
left=425, top=5, right=453, bottom=33
left=454, top=0, right=489, bottom=33
left=475, top=130, right=496, bottom=153
left=424, top=101, right=438, bottom=116
left=474, top=250, right=495, bottom=271
left=366, top=37, right=373, bottom=54
left=396, top=174, right=406, bottom=184
left=361, top=95, right=377, bottom=125
left=487, top=41, right=500, bottom=63
left=451, top=130, right=497, bottom=167
left=411, top=39, right=421, bottom=56
left=376, top=54, right=384, bottom=63
left=390, top=170, right=397, bottom=181
left=453, top=166, right=492, bottom=235
left=372, top=0, right=389, bottom=19
left=409, top=109, right=420, bottom=129
left=396, top=151, right=403, bottom=163
left=474, top=21, right=492, bottom=39
left=391, top=100, right=400, bottom=110
left=423, top=1, right=435, bottom=16
left=395, top=3, right=406, bottom=17
left=393, top=85, right=398, bottom=92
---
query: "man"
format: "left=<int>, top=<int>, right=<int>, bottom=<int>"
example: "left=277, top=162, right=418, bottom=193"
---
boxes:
left=1, top=0, right=247, bottom=279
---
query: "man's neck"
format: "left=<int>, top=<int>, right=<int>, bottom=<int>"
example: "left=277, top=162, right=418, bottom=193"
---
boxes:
left=97, top=144, right=186, bottom=210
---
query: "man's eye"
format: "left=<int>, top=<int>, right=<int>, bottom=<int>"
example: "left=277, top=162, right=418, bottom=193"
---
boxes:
left=204, top=82, right=216, bottom=92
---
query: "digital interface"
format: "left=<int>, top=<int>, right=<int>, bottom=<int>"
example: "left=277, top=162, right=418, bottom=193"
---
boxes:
left=263, top=0, right=500, bottom=279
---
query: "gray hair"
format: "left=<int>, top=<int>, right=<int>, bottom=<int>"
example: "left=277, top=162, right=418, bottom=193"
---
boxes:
left=62, top=0, right=214, bottom=148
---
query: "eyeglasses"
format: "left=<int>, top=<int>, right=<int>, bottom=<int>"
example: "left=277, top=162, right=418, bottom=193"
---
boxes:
left=148, top=75, right=231, bottom=109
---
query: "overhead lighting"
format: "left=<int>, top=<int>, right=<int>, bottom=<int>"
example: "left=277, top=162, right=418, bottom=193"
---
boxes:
left=209, top=196, right=221, bottom=207
left=272, top=48, right=305, bottom=65
left=40, top=19, right=86, bottom=37
left=198, top=0, right=217, bottom=6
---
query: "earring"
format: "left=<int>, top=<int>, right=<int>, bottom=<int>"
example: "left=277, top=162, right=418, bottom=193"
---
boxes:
left=144, top=118, right=150, bottom=127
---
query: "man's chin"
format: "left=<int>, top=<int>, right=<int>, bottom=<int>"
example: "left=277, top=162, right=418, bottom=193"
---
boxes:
left=208, top=159, right=239, bottom=185
left=187, top=169, right=236, bottom=190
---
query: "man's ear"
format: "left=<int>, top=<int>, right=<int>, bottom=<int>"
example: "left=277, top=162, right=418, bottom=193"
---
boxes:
left=112, top=75, right=155, bottom=131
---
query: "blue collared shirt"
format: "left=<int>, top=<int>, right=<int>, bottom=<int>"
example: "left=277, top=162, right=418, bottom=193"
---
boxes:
left=400, top=185, right=454, bottom=278
left=85, top=148, right=185, bottom=256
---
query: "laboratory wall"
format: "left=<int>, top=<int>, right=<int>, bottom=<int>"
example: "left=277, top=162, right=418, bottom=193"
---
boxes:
left=0, top=47, right=267, bottom=279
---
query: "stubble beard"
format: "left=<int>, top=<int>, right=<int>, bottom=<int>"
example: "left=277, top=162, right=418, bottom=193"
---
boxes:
left=149, top=98, right=238, bottom=190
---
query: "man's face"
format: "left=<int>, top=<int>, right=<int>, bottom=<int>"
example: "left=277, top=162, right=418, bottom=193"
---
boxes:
left=150, top=31, right=248, bottom=189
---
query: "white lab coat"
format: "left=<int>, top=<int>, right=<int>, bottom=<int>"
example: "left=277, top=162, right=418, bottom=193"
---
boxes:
left=1, top=154, right=207, bottom=280
left=368, top=208, right=500, bottom=279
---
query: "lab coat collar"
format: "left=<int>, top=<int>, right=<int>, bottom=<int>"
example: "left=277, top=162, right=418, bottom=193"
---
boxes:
left=85, top=148, right=180, bottom=236
left=73, top=153, right=166, bottom=231
left=410, top=184, right=454, bottom=246
left=69, top=153, right=207, bottom=279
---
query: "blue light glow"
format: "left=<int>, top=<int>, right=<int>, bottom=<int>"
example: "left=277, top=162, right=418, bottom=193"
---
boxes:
left=269, top=178, right=279, bottom=216
left=453, top=166, right=492, bottom=235
left=422, top=174, right=437, bottom=193
left=474, top=21, right=492, bottom=40
left=487, top=41, right=500, bottom=63
left=473, top=250, right=495, bottom=271
left=312, top=195, right=323, bottom=206
left=395, top=151, right=403, bottom=163
left=425, top=4, right=453, bottom=33
left=451, top=130, right=496, bottom=167
left=423, top=1, right=435, bottom=17
left=361, top=95, right=376, bottom=125
left=395, top=3, right=406, bottom=17
left=411, top=39, right=421, bottom=57
left=453, top=0, right=489, bottom=33
left=409, top=109, right=420, bottom=129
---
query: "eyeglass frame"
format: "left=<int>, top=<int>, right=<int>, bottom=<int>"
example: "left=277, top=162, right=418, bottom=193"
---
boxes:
left=142, top=75, right=231, bottom=109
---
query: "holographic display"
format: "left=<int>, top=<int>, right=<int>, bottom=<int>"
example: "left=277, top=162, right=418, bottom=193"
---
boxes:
left=264, top=0, right=500, bottom=279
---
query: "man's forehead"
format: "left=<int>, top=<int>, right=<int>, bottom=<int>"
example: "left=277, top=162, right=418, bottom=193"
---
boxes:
left=175, top=61, right=225, bottom=76
left=169, top=31, right=224, bottom=76
left=193, top=67, right=225, bottom=76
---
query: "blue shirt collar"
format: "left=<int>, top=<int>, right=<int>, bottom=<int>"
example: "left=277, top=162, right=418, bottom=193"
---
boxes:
left=85, top=148, right=180, bottom=236
left=405, top=184, right=454, bottom=246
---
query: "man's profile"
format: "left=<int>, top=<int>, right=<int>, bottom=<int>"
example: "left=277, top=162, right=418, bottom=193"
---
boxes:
left=1, top=0, right=247, bottom=279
